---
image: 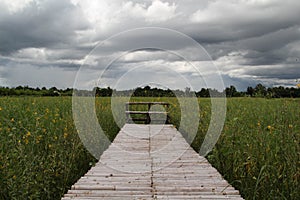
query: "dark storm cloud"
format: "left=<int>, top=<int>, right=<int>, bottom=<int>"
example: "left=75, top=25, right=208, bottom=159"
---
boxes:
left=246, top=65, right=300, bottom=80
left=0, top=0, right=300, bottom=89
left=0, top=53, right=81, bottom=71
left=0, top=0, right=89, bottom=54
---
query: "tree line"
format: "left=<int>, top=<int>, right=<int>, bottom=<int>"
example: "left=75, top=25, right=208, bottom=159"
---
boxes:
left=0, top=84, right=300, bottom=98
left=0, top=86, right=73, bottom=96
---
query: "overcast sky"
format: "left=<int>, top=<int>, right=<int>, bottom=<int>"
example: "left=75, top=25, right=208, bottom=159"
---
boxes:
left=0, top=0, right=299, bottom=91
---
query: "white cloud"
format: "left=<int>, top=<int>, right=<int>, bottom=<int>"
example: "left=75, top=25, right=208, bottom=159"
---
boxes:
left=119, top=0, right=177, bottom=23
left=70, top=0, right=177, bottom=38
left=121, top=50, right=179, bottom=62
left=144, top=0, right=177, bottom=22
left=13, top=48, right=47, bottom=60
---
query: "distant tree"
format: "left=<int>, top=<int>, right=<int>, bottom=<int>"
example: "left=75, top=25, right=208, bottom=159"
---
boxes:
left=246, top=87, right=255, bottom=97
left=291, top=87, right=300, bottom=98
left=254, top=84, right=267, bottom=97
left=184, top=87, right=191, bottom=97
left=144, top=86, right=151, bottom=91
left=1, top=84, right=300, bottom=98
left=196, top=88, right=209, bottom=97
left=16, top=86, right=23, bottom=90
left=225, top=85, right=238, bottom=97
left=49, top=87, right=58, bottom=91
left=209, top=88, right=224, bottom=97
left=272, top=86, right=291, bottom=98
left=94, top=87, right=113, bottom=97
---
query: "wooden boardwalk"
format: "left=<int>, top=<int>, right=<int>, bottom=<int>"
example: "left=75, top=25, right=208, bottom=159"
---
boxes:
left=62, top=124, right=244, bottom=199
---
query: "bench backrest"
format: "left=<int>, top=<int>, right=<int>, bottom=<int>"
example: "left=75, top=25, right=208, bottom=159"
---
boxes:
left=125, top=102, right=170, bottom=124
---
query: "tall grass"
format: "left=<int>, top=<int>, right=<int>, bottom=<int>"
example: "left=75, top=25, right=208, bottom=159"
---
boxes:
left=0, top=97, right=118, bottom=200
left=0, top=97, right=299, bottom=199
left=206, top=98, right=299, bottom=199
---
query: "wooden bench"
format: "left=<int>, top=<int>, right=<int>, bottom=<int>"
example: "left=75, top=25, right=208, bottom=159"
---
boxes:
left=125, top=102, right=170, bottom=124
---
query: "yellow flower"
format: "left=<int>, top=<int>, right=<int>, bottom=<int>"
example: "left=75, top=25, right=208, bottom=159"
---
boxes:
left=48, top=144, right=52, bottom=148
left=63, top=133, right=68, bottom=139
left=13, top=175, right=16, bottom=179
left=288, top=124, right=293, bottom=129
left=54, top=136, right=58, bottom=140
left=24, top=138, right=29, bottom=144
left=0, top=107, right=2, bottom=111
left=11, top=118, right=14, bottom=122
left=26, top=131, right=31, bottom=137
left=257, top=122, right=261, bottom=127
left=267, top=125, right=272, bottom=130
left=36, top=135, right=42, bottom=144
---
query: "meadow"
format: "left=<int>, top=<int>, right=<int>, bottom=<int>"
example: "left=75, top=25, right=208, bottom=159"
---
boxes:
left=0, top=97, right=299, bottom=199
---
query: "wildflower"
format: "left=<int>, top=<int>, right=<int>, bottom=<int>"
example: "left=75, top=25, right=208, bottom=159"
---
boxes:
left=257, top=122, right=261, bottom=127
left=54, top=136, right=58, bottom=140
left=12, top=175, right=16, bottom=179
left=24, top=138, right=29, bottom=144
left=267, top=125, right=272, bottom=130
left=26, top=131, right=31, bottom=137
left=288, top=124, right=293, bottom=129
left=0, top=107, right=2, bottom=111
left=48, top=144, right=52, bottom=148
left=11, top=118, right=14, bottom=122
left=63, top=133, right=68, bottom=139
left=36, top=135, right=42, bottom=144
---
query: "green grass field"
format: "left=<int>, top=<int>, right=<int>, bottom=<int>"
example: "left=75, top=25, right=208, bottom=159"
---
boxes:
left=0, top=97, right=299, bottom=199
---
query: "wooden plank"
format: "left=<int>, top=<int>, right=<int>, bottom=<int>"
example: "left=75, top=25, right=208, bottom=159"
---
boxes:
left=62, top=124, right=244, bottom=199
left=125, top=111, right=167, bottom=114
left=126, top=102, right=169, bottom=105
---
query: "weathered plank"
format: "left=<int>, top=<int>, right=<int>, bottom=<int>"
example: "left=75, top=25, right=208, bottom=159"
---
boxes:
left=62, top=124, right=244, bottom=199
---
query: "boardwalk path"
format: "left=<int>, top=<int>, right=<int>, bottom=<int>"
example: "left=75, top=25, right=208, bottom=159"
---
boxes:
left=62, top=124, right=244, bottom=199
